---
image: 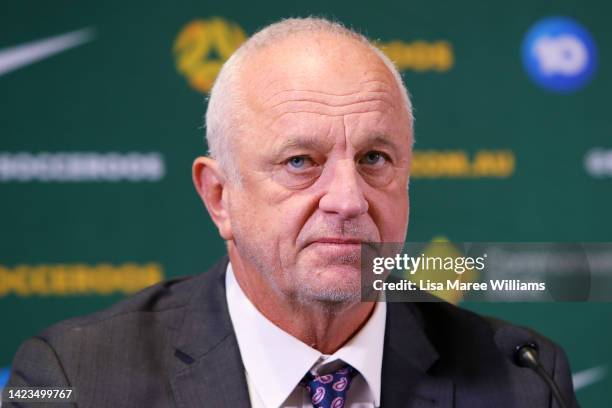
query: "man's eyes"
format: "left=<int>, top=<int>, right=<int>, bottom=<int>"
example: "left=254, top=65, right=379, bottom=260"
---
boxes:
left=284, top=151, right=390, bottom=172
left=278, top=151, right=393, bottom=189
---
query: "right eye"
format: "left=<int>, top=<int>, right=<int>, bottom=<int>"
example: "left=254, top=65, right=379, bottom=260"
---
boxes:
left=274, top=155, right=322, bottom=189
left=285, top=155, right=314, bottom=171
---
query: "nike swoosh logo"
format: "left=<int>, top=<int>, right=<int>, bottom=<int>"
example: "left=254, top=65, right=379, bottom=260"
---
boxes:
left=573, top=365, right=607, bottom=391
left=0, top=27, right=95, bottom=77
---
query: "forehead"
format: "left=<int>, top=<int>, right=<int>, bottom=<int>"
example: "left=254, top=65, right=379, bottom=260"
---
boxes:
left=234, top=33, right=411, bottom=154
left=241, top=33, right=404, bottom=113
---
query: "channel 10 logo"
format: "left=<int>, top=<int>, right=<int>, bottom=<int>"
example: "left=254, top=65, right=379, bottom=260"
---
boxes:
left=522, top=17, right=597, bottom=93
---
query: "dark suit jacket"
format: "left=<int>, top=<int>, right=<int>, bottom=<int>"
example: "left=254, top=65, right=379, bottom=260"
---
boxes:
left=7, top=257, right=579, bottom=407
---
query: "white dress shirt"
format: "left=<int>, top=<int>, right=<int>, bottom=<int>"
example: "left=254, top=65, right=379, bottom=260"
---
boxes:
left=225, top=263, right=386, bottom=408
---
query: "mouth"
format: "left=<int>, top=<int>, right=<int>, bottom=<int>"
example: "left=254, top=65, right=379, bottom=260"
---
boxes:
left=302, top=238, right=365, bottom=266
left=309, top=238, right=363, bottom=246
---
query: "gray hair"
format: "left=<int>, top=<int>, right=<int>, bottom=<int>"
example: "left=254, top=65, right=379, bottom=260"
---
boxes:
left=205, top=17, right=413, bottom=182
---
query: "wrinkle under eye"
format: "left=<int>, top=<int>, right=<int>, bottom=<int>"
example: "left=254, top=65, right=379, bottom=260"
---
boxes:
left=274, top=156, right=321, bottom=189
left=358, top=151, right=395, bottom=188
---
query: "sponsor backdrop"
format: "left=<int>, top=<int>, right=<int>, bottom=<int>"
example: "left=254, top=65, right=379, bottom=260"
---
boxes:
left=0, top=0, right=610, bottom=405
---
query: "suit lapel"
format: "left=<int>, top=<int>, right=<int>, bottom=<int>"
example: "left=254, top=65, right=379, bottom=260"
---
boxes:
left=169, top=257, right=251, bottom=408
left=381, top=302, right=454, bottom=408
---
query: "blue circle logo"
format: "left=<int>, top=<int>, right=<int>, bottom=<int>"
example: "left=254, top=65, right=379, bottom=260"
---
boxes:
left=522, top=17, right=597, bottom=92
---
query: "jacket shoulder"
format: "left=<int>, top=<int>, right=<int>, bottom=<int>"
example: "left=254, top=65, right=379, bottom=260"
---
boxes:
left=404, top=300, right=578, bottom=407
left=39, top=274, right=194, bottom=340
left=36, top=257, right=227, bottom=345
left=8, top=258, right=230, bottom=407
left=417, top=300, right=557, bottom=346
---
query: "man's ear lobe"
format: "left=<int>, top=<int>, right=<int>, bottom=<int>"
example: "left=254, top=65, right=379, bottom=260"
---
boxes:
left=192, top=156, right=233, bottom=240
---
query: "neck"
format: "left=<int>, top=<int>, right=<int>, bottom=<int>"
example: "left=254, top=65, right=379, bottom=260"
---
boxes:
left=228, top=245, right=375, bottom=354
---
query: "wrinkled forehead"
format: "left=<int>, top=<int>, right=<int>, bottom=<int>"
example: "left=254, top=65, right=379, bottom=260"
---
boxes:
left=239, top=33, right=404, bottom=113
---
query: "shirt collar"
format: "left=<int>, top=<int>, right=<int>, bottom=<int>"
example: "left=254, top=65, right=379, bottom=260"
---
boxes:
left=225, top=262, right=386, bottom=407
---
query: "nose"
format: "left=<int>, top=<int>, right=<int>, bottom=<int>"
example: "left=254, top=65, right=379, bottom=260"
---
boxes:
left=318, top=159, right=369, bottom=219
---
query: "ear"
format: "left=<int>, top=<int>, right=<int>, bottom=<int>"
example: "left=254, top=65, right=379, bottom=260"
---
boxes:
left=192, top=156, right=233, bottom=240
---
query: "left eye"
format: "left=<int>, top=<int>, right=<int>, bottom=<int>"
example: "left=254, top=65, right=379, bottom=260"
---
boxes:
left=360, top=151, right=386, bottom=166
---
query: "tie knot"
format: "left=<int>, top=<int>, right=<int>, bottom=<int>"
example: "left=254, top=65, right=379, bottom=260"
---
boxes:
left=304, top=364, right=358, bottom=408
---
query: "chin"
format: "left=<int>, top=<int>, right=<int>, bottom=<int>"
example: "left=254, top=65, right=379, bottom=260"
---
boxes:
left=298, top=286, right=361, bottom=305
left=293, top=266, right=362, bottom=305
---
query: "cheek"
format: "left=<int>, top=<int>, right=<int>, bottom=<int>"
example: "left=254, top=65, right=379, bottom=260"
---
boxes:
left=370, top=188, right=409, bottom=242
left=229, top=184, right=314, bottom=248
left=229, top=191, right=277, bottom=240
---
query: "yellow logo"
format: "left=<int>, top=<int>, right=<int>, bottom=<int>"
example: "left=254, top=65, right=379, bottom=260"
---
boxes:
left=376, top=40, right=453, bottom=72
left=0, top=263, right=163, bottom=297
left=173, top=17, right=454, bottom=93
left=411, top=149, right=515, bottom=178
left=173, top=17, right=247, bottom=93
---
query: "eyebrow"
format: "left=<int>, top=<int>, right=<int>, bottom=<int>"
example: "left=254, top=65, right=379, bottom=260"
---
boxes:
left=274, top=136, right=332, bottom=156
left=273, top=134, right=404, bottom=157
left=366, top=134, right=402, bottom=152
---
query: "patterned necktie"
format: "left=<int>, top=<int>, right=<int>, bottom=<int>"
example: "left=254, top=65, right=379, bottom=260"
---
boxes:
left=303, top=364, right=358, bottom=408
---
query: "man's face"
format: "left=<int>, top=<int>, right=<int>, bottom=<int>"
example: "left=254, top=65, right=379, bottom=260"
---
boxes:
left=226, top=35, right=412, bottom=304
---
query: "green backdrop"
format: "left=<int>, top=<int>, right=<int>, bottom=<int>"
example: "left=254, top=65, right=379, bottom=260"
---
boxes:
left=1, top=1, right=610, bottom=406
